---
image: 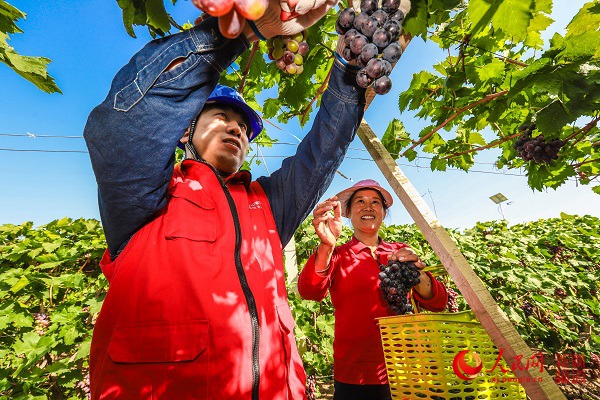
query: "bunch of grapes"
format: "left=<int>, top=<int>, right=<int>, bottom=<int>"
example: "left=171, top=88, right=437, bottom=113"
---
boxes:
left=521, top=301, right=534, bottom=318
left=33, top=312, right=51, bottom=335
left=76, top=372, right=91, bottom=399
left=336, top=0, right=406, bottom=95
left=191, top=0, right=267, bottom=38
left=306, top=374, right=317, bottom=400
left=379, top=260, right=421, bottom=314
left=513, top=123, right=565, bottom=163
left=267, top=31, right=309, bottom=75
left=447, top=287, right=459, bottom=313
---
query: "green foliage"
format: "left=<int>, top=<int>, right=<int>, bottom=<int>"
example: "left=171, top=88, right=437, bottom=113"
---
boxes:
left=0, top=219, right=106, bottom=399
left=1, top=215, right=598, bottom=395
left=0, top=1, right=60, bottom=93
left=398, top=0, right=600, bottom=193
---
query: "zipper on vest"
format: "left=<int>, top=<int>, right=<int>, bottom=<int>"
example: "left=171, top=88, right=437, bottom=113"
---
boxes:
left=212, top=168, right=261, bottom=400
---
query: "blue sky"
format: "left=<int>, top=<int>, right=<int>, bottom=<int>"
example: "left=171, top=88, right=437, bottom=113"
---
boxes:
left=1, top=0, right=598, bottom=232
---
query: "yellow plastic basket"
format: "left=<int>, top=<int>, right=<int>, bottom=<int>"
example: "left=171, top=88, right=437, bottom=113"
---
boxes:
left=377, top=310, right=527, bottom=400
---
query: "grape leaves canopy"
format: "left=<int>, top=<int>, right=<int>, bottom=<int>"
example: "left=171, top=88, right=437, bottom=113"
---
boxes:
left=4, top=0, right=599, bottom=192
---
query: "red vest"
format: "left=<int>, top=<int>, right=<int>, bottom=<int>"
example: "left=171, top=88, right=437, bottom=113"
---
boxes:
left=90, top=160, right=307, bottom=400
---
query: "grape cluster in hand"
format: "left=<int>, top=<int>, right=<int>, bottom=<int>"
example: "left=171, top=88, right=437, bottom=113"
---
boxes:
left=192, top=0, right=267, bottom=38
left=513, top=123, right=565, bottom=163
left=267, top=31, right=309, bottom=75
left=379, top=260, right=421, bottom=314
left=336, top=0, right=405, bottom=95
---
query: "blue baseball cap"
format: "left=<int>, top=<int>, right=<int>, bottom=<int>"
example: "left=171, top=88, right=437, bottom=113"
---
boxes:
left=205, top=84, right=263, bottom=141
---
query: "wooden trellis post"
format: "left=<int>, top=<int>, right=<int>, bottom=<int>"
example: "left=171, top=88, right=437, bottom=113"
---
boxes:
left=356, top=119, right=566, bottom=399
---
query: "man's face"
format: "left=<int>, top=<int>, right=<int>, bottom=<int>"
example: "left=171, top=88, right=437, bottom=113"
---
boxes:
left=186, top=105, right=250, bottom=174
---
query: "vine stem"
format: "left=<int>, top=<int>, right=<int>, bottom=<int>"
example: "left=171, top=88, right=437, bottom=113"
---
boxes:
left=420, top=84, right=444, bottom=106
left=300, top=65, right=333, bottom=124
left=572, top=157, right=600, bottom=169
left=238, top=42, right=260, bottom=93
left=443, top=130, right=523, bottom=160
left=400, top=90, right=508, bottom=157
left=564, top=116, right=600, bottom=143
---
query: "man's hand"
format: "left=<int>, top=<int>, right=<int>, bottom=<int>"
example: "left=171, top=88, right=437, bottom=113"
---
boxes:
left=312, top=197, right=342, bottom=248
left=251, top=0, right=338, bottom=39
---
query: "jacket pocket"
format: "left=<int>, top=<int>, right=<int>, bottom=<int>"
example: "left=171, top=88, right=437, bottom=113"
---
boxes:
left=277, top=304, right=307, bottom=399
left=108, top=319, right=208, bottom=363
left=164, top=182, right=217, bottom=242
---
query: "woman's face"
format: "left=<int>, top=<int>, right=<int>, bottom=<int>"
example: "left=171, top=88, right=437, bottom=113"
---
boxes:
left=348, top=189, right=385, bottom=235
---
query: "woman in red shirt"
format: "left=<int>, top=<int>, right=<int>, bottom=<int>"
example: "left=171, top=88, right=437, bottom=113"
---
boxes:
left=297, top=180, right=448, bottom=400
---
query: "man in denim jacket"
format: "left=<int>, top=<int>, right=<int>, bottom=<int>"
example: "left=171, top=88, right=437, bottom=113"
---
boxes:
left=84, top=4, right=366, bottom=399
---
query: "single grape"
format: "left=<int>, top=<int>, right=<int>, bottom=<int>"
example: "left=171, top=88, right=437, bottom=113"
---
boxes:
left=292, top=32, right=303, bottom=43
left=388, top=9, right=405, bottom=22
left=349, top=34, right=368, bottom=55
left=371, top=9, right=388, bottom=26
left=360, top=43, right=379, bottom=63
left=366, top=58, right=385, bottom=79
left=356, top=55, right=368, bottom=68
left=353, top=12, right=370, bottom=31
left=383, top=19, right=402, bottom=41
left=382, top=0, right=400, bottom=13
left=276, top=58, right=286, bottom=70
left=294, top=53, right=303, bottom=65
left=381, top=59, right=392, bottom=75
left=344, top=28, right=359, bottom=46
left=361, top=16, right=381, bottom=38
left=342, top=46, right=355, bottom=62
left=295, top=64, right=304, bottom=74
left=298, top=41, right=309, bottom=56
left=356, top=69, right=372, bottom=88
left=373, top=75, right=392, bottom=94
left=336, top=21, right=347, bottom=35
left=338, top=7, right=356, bottom=29
left=286, top=63, right=297, bottom=74
left=287, top=40, right=299, bottom=52
left=382, top=42, right=402, bottom=63
left=360, top=0, right=378, bottom=15
left=372, top=28, right=391, bottom=50
left=283, top=51, right=295, bottom=64
left=273, top=37, right=284, bottom=48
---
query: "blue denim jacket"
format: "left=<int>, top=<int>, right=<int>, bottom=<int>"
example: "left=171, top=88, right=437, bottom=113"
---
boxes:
left=84, top=17, right=366, bottom=258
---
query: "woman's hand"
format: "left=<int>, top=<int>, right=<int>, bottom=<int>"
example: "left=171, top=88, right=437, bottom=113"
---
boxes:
left=389, top=247, right=426, bottom=269
left=312, top=197, right=342, bottom=248
left=390, top=247, right=433, bottom=299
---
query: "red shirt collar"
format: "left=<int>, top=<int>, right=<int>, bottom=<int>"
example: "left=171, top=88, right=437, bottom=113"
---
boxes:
left=176, top=160, right=252, bottom=189
left=347, top=236, right=396, bottom=255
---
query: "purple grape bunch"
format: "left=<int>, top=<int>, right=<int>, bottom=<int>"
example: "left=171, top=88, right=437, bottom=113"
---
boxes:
left=336, top=0, right=405, bottom=95
left=267, top=30, right=310, bottom=75
left=513, top=123, right=565, bottom=164
left=378, top=259, right=421, bottom=314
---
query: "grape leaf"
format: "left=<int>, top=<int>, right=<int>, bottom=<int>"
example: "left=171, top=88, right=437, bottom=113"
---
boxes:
left=467, top=0, right=534, bottom=41
left=382, top=119, right=410, bottom=156
left=0, top=0, right=23, bottom=35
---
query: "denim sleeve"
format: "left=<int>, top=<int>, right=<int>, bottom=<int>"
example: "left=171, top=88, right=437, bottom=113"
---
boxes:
left=257, top=60, right=366, bottom=247
left=83, top=17, right=249, bottom=258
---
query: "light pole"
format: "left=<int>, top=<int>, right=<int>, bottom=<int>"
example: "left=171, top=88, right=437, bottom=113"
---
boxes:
left=489, top=193, right=510, bottom=220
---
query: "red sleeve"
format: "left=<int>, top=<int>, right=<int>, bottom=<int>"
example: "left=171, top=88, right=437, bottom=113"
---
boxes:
left=297, top=250, right=337, bottom=302
left=412, top=271, right=448, bottom=312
